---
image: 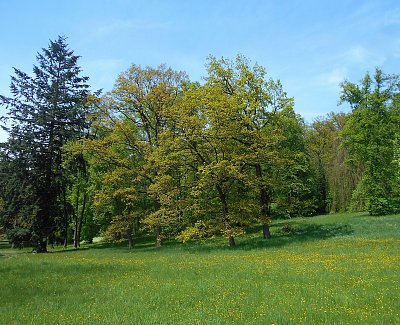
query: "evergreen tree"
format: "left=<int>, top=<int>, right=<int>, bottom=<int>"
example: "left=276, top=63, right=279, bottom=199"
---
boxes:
left=0, top=36, right=92, bottom=252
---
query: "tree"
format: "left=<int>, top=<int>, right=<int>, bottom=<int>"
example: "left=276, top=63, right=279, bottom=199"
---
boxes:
left=0, top=145, right=38, bottom=248
left=79, top=64, right=188, bottom=247
left=272, top=110, right=316, bottom=218
left=307, top=113, right=363, bottom=213
left=71, top=117, right=149, bottom=249
left=204, top=55, right=309, bottom=238
left=0, top=36, right=92, bottom=252
left=159, top=81, right=253, bottom=247
left=157, top=56, right=311, bottom=246
left=62, top=145, right=89, bottom=248
left=340, top=69, right=400, bottom=215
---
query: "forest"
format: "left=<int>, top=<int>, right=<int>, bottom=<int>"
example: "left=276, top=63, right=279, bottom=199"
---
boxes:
left=1, top=36, right=399, bottom=252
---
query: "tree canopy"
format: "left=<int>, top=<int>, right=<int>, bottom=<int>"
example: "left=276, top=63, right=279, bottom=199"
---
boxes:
left=1, top=37, right=399, bottom=251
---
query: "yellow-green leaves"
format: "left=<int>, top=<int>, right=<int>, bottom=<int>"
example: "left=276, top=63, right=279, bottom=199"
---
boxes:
left=64, top=56, right=316, bottom=246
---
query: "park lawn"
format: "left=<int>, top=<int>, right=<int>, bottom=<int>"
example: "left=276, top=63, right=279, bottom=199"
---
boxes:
left=0, top=212, right=399, bottom=324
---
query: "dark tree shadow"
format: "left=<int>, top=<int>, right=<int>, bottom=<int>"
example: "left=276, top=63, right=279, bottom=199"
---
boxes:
left=234, top=223, right=354, bottom=251
left=88, top=235, right=157, bottom=251
left=0, top=221, right=354, bottom=255
left=47, top=247, right=90, bottom=254
left=171, top=222, right=354, bottom=253
left=0, top=240, right=11, bottom=249
left=78, top=221, right=354, bottom=253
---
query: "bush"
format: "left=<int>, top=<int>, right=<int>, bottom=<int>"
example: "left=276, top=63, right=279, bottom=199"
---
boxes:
left=6, top=227, right=32, bottom=248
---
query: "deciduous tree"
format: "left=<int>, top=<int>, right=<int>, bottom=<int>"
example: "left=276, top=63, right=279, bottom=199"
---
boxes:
left=340, top=69, right=400, bottom=215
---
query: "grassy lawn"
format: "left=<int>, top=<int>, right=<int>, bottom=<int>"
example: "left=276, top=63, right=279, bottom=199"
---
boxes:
left=1, top=212, right=399, bottom=324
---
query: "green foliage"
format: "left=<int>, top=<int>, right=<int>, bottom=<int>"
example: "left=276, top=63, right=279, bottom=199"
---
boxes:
left=175, top=220, right=213, bottom=242
left=198, top=55, right=315, bottom=238
left=2, top=43, right=398, bottom=251
left=62, top=142, right=94, bottom=246
left=0, top=36, right=93, bottom=251
left=166, top=79, right=253, bottom=245
left=307, top=113, right=362, bottom=213
left=340, top=69, right=400, bottom=215
left=61, top=55, right=318, bottom=246
left=5, top=227, right=32, bottom=248
left=72, top=64, right=189, bottom=247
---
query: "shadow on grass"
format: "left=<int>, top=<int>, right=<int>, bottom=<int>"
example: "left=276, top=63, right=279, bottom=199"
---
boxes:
left=72, top=222, right=355, bottom=253
left=0, top=240, right=11, bottom=249
left=0, top=240, right=33, bottom=257
left=173, top=222, right=354, bottom=253
left=47, top=246, right=90, bottom=254
left=236, top=223, right=354, bottom=251
left=88, top=235, right=157, bottom=251
left=1, top=221, right=354, bottom=255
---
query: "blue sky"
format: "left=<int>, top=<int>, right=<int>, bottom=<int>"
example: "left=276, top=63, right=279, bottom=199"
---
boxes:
left=1, top=0, right=399, bottom=141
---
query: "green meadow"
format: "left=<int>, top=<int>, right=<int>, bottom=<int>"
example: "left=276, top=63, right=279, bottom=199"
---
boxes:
left=1, top=212, right=399, bottom=324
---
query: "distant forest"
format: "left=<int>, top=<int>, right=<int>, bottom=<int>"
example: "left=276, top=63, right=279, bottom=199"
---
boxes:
left=1, top=36, right=399, bottom=252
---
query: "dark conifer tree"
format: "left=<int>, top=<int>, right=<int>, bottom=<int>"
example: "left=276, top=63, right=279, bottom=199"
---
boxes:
left=0, top=36, right=92, bottom=252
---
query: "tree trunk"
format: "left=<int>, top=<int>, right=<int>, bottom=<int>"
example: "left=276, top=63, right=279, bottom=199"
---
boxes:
left=155, top=225, right=162, bottom=248
left=73, top=210, right=79, bottom=248
left=37, top=238, right=48, bottom=253
left=228, top=235, right=236, bottom=247
left=216, top=185, right=235, bottom=247
left=134, top=217, right=140, bottom=235
left=126, top=231, right=134, bottom=249
left=216, top=185, right=229, bottom=216
left=63, top=226, right=68, bottom=248
left=73, top=185, right=80, bottom=248
left=255, top=163, right=272, bottom=239
left=262, top=224, right=271, bottom=239
left=63, top=189, right=68, bottom=249
left=74, top=192, right=87, bottom=248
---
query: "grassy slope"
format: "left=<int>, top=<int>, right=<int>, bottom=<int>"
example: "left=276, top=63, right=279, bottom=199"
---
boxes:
left=0, top=212, right=399, bottom=324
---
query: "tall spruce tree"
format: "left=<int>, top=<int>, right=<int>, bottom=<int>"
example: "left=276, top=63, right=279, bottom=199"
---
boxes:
left=0, top=36, right=91, bottom=252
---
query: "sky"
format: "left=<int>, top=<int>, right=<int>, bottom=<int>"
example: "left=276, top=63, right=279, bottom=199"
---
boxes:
left=1, top=0, right=399, bottom=142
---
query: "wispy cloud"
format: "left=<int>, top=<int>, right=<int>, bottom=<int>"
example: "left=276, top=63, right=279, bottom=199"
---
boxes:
left=95, top=19, right=171, bottom=36
left=318, top=67, right=348, bottom=87
left=341, top=46, right=386, bottom=67
left=384, top=8, right=400, bottom=25
left=344, top=46, right=369, bottom=63
left=81, top=58, right=125, bottom=90
left=394, top=39, right=400, bottom=58
left=83, top=58, right=123, bottom=71
left=315, top=45, right=387, bottom=89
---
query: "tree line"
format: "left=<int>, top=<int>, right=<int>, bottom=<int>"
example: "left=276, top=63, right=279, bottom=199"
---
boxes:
left=0, top=37, right=399, bottom=252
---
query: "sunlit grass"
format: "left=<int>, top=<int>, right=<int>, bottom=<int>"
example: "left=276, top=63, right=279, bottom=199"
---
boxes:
left=1, top=212, right=399, bottom=324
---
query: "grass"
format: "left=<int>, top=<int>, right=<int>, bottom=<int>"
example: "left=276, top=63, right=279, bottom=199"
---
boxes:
left=1, top=212, right=399, bottom=324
